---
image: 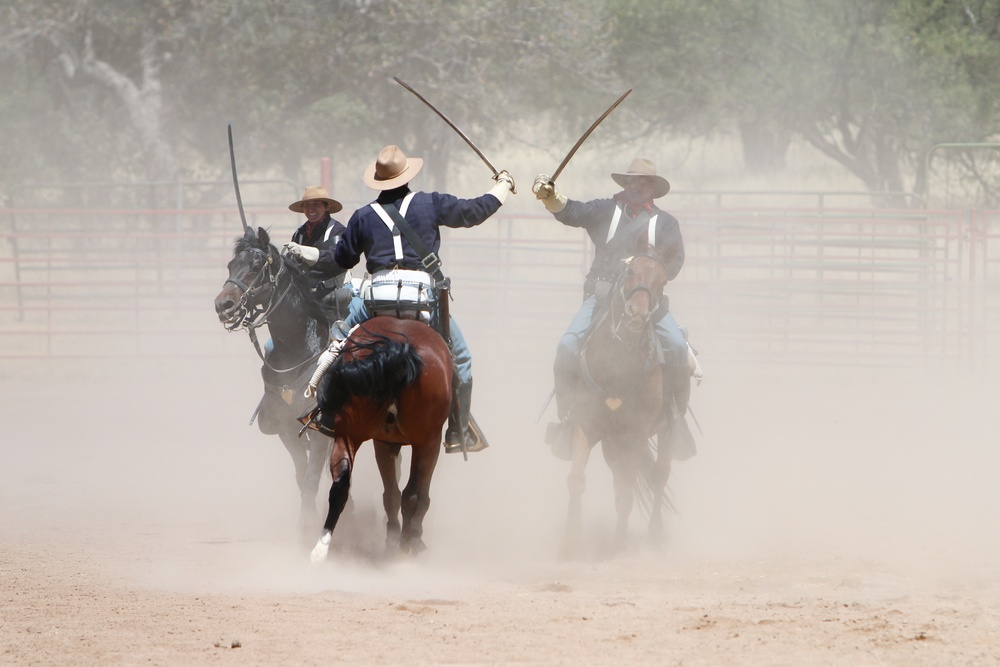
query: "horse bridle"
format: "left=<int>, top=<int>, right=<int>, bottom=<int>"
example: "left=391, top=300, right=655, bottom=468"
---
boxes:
left=223, top=243, right=291, bottom=333
left=223, top=243, right=327, bottom=375
left=609, top=253, right=669, bottom=343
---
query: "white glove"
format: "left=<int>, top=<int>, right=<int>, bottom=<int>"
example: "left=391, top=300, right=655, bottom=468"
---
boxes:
left=282, top=241, right=320, bottom=266
left=532, top=173, right=566, bottom=213
left=488, top=177, right=511, bottom=205
left=494, top=169, right=516, bottom=193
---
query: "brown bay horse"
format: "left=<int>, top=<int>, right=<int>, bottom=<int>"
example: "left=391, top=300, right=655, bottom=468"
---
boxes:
left=304, top=316, right=453, bottom=561
left=564, top=238, right=674, bottom=554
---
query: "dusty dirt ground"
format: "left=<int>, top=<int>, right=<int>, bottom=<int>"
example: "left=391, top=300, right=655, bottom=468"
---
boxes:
left=3, top=328, right=1000, bottom=666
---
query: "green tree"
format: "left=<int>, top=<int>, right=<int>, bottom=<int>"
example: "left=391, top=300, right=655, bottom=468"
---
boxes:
left=607, top=0, right=1000, bottom=204
left=0, top=0, right=612, bottom=199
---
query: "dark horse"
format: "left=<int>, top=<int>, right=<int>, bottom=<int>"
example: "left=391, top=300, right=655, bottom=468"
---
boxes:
left=214, top=226, right=341, bottom=534
left=304, top=316, right=453, bottom=562
left=564, top=237, right=677, bottom=554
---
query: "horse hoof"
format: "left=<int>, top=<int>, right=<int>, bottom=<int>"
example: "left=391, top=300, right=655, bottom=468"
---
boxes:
left=310, top=532, right=331, bottom=564
left=402, top=539, right=427, bottom=556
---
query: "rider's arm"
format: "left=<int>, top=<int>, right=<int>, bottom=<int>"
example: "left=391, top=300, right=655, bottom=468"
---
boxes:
left=333, top=211, right=365, bottom=270
left=656, top=213, right=685, bottom=280
left=430, top=191, right=503, bottom=229
left=553, top=197, right=615, bottom=230
left=313, top=248, right=349, bottom=277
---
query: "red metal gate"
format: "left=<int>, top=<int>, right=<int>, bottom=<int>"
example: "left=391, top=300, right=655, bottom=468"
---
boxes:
left=0, top=204, right=993, bottom=369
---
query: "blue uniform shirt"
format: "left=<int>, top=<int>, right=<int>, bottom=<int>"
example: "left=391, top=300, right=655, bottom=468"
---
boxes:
left=555, top=197, right=684, bottom=282
left=292, top=214, right=349, bottom=286
left=335, top=185, right=502, bottom=274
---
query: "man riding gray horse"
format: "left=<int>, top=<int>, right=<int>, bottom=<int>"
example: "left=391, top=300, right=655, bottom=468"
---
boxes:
left=533, top=157, right=697, bottom=460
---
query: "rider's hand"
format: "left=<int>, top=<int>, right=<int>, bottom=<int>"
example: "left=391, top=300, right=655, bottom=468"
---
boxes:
left=282, top=241, right=320, bottom=266
left=532, top=174, right=554, bottom=200
left=487, top=172, right=514, bottom=205
left=494, top=169, right=516, bottom=193
left=532, top=174, right=566, bottom=213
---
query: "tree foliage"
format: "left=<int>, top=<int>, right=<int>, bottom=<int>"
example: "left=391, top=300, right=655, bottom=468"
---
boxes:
left=2, top=0, right=1000, bottom=205
left=605, top=0, right=1000, bottom=203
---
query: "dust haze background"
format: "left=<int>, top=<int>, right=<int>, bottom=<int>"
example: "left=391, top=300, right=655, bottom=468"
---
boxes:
left=2, top=259, right=998, bottom=597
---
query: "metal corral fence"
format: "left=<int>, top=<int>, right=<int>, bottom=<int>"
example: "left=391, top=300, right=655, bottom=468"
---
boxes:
left=0, top=201, right=996, bottom=369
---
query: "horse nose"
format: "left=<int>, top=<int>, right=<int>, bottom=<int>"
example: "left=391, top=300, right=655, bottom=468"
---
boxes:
left=215, top=295, right=236, bottom=318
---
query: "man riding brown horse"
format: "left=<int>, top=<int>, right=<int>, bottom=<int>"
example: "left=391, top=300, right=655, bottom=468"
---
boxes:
left=533, top=157, right=698, bottom=461
left=333, top=144, right=516, bottom=454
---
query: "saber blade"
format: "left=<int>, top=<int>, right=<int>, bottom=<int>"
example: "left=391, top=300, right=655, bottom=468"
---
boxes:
left=393, top=77, right=509, bottom=189
left=228, top=123, right=249, bottom=232
left=550, top=89, right=632, bottom=184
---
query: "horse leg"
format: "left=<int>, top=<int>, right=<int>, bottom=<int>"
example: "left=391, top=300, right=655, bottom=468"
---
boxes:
left=400, top=440, right=441, bottom=555
left=278, top=431, right=317, bottom=532
left=311, top=437, right=353, bottom=564
left=373, top=440, right=402, bottom=554
left=649, top=451, right=672, bottom=546
left=604, top=440, right=641, bottom=550
left=561, top=426, right=591, bottom=560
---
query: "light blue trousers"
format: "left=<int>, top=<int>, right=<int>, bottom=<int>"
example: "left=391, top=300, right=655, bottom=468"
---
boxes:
left=554, top=295, right=687, bottom=379
left=344, top=300, right=472, bottom=384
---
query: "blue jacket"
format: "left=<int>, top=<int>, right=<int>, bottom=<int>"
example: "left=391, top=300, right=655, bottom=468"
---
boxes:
left=292, top=214, right=349, bottom=288
left=555, top=197, right=684, bottom=282
left=335, top=185, right=502, bottom=274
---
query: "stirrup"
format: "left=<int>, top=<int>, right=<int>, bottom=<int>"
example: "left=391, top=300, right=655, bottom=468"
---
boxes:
left=444, top=431, right=489, bottom=454
left=444, top=416, right=489, bottom=454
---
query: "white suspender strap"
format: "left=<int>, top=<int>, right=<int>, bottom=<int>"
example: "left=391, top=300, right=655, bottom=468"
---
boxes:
left=323, top=221, right=338, bottom=243
left=370, top=203, right=404, bottom=261
left=370, top=193, right=417, bottom=261
left=606, top=205, right=624, bottom=243
left=607, top=206, right=658, bottom=245
left=400, top=192, right=416, bottom=216
left=293, top=220, right=339, bottom=244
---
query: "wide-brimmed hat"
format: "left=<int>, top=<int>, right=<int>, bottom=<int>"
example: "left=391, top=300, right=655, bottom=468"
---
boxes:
left=363, top=145, right=424, bottom=190
left=289, top=185, right=343, bottom=214
left=611, top=158, right=671, bottom=198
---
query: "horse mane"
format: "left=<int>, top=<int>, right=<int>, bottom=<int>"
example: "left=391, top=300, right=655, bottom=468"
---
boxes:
left=232, top=226, right=343, bottom=327
left=317, top=328, right=424, bottom=416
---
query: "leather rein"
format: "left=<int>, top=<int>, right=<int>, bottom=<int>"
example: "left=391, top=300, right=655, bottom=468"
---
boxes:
left=608, top=252, right=669, bottom=345
left=579, top=253, right=668, bottom=399
left=224, top=244, right=321, bottom=374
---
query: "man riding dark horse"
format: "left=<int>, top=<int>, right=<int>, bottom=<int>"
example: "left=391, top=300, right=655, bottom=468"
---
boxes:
left=533, top=157, right=698, bottom=460
left=280, top=185, right=363, bottom=326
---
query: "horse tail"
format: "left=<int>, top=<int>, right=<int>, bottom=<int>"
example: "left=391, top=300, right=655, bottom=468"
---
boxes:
left=634, top=437, right=676, bottom=519
left=318, top=333, right=424, bottom=415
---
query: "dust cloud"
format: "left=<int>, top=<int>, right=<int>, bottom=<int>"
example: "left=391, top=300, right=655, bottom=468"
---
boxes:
left=2, top=296, right=998, bottom=598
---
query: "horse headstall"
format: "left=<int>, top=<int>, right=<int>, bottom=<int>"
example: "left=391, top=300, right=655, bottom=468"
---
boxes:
left=224, top=245, right=287, bottom=332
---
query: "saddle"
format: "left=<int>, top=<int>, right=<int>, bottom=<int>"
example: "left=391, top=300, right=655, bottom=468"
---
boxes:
left=254, top=362, right=316, bottom=436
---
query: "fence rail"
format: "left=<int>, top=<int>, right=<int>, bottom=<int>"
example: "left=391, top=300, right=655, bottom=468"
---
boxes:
left=0, top=205, right=995, bottom=369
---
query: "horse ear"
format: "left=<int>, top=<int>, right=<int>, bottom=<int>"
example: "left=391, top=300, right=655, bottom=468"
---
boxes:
left=258, top=227, right=270, bottom=245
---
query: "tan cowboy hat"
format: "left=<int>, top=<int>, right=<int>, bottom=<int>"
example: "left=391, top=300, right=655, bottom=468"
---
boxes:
left=289, top=185, right=343, bottom=214
left=611, top=157, right=671, bottom=198
left=363, top=145, right=424, bottom=190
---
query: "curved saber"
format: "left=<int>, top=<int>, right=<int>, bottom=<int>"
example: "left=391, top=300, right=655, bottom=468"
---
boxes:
left=394, top=77, right=515, bottom=193
left=228, top=123, right=249, bottom=232
left=549, top=89, right=632, bottom=184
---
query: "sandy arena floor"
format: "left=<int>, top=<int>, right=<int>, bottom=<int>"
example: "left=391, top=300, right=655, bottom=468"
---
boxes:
left=2, top=340, right=999, bottom=666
